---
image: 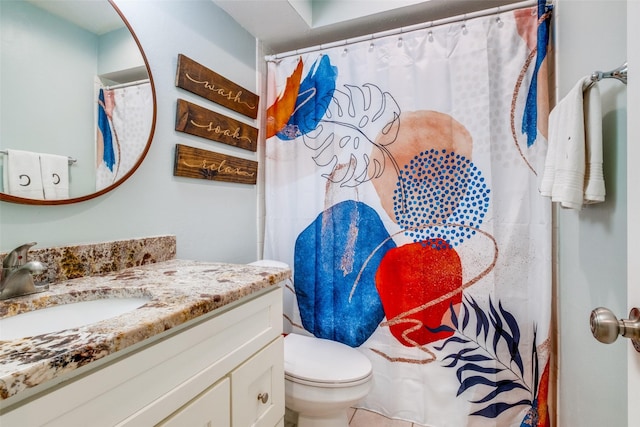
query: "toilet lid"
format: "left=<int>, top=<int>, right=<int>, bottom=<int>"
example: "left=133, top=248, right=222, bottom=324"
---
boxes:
left=284, top=334, right=372, bottom=385
left=248, top=259, right=290, bottom=269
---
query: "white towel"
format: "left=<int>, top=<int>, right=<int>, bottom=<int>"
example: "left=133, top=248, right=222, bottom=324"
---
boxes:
left=539, top=75, right=605, bottom=210
left=39, top=153, right=69, bottom=200
left=2, top=149, right=44, bottom=199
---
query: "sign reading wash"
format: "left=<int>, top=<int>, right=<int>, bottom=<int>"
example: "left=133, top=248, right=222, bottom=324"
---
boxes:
left=175, top=54, right=259, bottom=119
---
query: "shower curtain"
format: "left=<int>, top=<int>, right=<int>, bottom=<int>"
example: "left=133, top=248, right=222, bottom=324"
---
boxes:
left=265, top=2, right=552, bottom=426
left=96, top=81, right=153, bottom=190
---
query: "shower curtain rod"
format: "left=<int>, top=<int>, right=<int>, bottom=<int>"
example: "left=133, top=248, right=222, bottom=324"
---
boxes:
left=104, top=78, right=150, bottom=90
left=265, top=0, right=539, bottom=62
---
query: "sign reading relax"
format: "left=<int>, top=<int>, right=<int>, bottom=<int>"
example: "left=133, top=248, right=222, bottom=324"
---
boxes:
left=173, top=144, right=257, bottom=185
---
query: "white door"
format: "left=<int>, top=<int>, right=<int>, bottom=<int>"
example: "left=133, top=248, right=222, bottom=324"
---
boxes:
left=590, top=2, right=638, bottom=424
left=628, top=1, right=640, bottom=423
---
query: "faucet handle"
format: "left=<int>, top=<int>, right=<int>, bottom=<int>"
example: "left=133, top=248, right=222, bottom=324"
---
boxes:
left=2, top=242, right=38, bottom=269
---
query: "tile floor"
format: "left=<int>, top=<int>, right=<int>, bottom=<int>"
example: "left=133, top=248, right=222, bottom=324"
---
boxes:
left=285, top=407, right=425, bottom=427
left=348, top=407, right=425, bottom=427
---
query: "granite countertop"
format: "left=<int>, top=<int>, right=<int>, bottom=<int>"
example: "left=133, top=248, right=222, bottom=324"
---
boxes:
left=0, top=259, right=290, bottom=402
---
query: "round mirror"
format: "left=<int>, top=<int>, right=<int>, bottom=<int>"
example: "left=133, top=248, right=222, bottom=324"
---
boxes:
left=0, top=0, right=156, bottom=205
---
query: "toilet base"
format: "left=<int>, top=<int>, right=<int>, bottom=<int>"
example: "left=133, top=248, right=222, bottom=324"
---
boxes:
left=296, top=410, right=349, bottom=427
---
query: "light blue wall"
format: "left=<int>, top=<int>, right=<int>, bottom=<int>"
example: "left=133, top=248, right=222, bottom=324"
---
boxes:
left=0, top=0, right=260, bottom=265
left=0, top=1, right=98, bottom=196
left=555, top=0, right=628, bottom=425
left=98, top=26, right=145, bottom=76
left=0, top=2, right=147, bottom=197
left=311, top=0, right=424, bottom=27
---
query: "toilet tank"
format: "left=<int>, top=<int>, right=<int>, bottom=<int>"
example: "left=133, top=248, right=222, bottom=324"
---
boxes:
left=248, top=260, right=296, bottom=334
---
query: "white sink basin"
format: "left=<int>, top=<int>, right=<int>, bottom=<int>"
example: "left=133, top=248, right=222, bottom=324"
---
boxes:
left=0, top=297, right=150, bottom=341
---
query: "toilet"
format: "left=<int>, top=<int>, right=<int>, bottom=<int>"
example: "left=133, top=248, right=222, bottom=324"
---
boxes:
left=248, top=260, right=373, bottom=427
left=284, top=333, right=373, bottom=427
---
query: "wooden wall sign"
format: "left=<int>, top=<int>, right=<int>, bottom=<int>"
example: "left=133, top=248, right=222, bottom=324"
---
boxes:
left=175, top=54, right=259, bottom=119
left=174, top=144, right=257, bottom=185
left=176, top=99, right=258, bottom=152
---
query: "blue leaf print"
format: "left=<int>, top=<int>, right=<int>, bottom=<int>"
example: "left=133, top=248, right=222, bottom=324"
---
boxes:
left=489, top=299, right=505, bottom=353
left=434, top=296, right=539, bottom=420
left=468, top=296, right=490, bottom=340
left=462, top=303, right=470, bottom=330
left=457, top=375, right=499, bottom=396
left=450, top=302, right=459, bottom=328
left=442, top=350, right=490, bottom=368
left=427, top=324, right=456, bottom=335
left=471, top=381, right=529, bottom=404
left=278, top=55, right=337, bottom=140
left=500, top=300, right=524, bottom=374
left=471, top=400, right=532, bottom=418
left=433, top=336, right=469, bottom=350
left=531, top=326, right=540, bottom=397
left=456, top=363, right=503, bottom=382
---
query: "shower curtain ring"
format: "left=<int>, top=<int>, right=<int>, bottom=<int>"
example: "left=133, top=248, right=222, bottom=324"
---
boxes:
left=496, top=7, right=504, bottom=27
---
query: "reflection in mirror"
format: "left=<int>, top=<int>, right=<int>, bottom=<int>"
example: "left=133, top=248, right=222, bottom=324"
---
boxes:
left=0, top=0, right=156, bottom=205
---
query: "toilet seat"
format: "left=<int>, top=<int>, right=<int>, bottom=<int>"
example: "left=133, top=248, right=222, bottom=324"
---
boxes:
left=248, top=260, right=290, bottom=269
left=284, top=334, right=372, bottom=388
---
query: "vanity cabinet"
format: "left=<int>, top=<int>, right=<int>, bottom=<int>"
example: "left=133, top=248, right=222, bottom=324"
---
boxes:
left=158, top=337, right=284, bottom=427
left=158, top=377, right=230, bottom=426
left=1, top=287, right=284, bottom=427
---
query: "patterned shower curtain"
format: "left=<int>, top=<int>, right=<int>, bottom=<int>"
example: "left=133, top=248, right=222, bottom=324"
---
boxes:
left=96, top=82, right=153, bottom=190
left=264, top=2, right=552, bottom=426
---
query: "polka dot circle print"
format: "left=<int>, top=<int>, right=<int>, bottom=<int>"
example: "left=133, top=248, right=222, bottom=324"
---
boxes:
left=393, top=149, right=490, bottom=247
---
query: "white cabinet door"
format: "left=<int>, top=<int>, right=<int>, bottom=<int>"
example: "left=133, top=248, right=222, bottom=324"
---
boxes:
left=158, top=378, right=230, bottom=427
left=231, top=336, right=284, bottom=427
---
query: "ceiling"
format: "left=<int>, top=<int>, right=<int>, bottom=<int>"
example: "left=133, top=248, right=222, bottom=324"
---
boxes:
left=212, top=0, right=523, bottom=55
left=26, top=0, right=124, bottom=35
left=25, top=0, right=524, bottom=53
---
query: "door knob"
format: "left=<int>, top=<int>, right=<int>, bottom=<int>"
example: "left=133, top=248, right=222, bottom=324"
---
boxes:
left=590, top=307, right=640, bottom=353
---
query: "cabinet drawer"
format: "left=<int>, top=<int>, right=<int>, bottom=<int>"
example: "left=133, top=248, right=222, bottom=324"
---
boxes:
left=158, top=378, right=230, bottom=427
left=231, top=336, right=284, bottom=427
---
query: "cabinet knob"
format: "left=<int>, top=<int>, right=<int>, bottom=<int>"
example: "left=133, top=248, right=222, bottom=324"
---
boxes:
left=257, top=392, right=269, bottom=404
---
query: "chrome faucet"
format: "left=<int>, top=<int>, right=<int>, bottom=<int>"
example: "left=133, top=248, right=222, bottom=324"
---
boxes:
left=1, top=242, right=49, bottom=300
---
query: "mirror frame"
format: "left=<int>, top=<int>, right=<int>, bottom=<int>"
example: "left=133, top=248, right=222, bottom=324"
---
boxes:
left=0, top=0, right=157, bottom=205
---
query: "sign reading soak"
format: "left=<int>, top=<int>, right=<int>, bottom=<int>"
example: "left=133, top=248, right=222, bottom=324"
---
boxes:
left=175, top=99, right=258, bottom=152
left=175, top=54, right=259, bottom=119
left=174, top=144, right=257, bottom=185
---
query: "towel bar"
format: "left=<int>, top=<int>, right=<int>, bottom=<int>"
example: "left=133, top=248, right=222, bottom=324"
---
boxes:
left=0, top=150, right=76, bottom=165
left=591, top=62, right=627, bottom=85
